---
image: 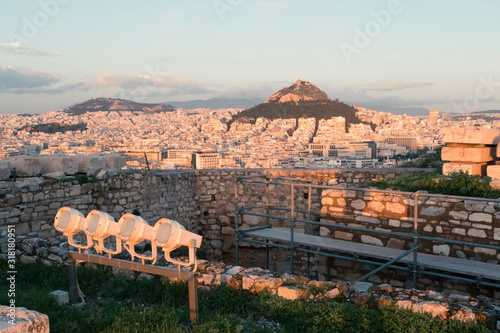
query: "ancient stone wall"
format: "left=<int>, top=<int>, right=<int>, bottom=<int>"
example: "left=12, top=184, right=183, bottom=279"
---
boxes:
left=0, top=171, right=197, bottom=242
left=0, top=167, right=427, bottom=261
left=2, top=167, right=499, bottom=296
left=320, top=189, right=500, bottom=261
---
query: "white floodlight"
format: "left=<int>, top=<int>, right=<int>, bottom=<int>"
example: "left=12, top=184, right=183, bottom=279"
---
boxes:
left=54, top=207, right=93, bottom=252
left=85, top=210, right=122, bottom=258
left=118, top=214, right=157, bottom=265
left=152, top=218, right=203, bottom=271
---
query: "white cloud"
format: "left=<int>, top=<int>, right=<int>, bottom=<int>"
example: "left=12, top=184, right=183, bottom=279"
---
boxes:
left=0, top=42, right=59, bottom=57
left=365, top=81, right=433, bottom=91
left=85, top=72, right=213, bottom=95
left=0, top=66, right=61, bottom=90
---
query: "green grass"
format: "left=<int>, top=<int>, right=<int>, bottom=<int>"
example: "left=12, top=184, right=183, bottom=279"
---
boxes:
left=0, top=260, right=494, bottom=332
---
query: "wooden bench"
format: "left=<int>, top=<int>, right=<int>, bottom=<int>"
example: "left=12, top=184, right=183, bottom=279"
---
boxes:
left=243, top=228, right=500, bottom=282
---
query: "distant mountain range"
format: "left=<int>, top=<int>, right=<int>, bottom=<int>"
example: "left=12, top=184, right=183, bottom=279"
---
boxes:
left=472, top=110, right=500, bottom=114
left=59, top=98, right=176, bottom=115
left=228, top=79, right=370, bottom=130
left=164, top=97, right=261, bottom=110
left=48, top=88, right=499, bottom=118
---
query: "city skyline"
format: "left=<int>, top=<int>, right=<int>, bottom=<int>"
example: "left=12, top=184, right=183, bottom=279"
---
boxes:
left=1, top=1, right=500, bottom=114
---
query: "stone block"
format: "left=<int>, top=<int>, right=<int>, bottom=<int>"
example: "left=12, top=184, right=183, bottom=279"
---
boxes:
left=412, top=301, right=448, bottom=318
left=352, top=282, right=373, bottom=293
left=101, top=154, right=125, bottom=169
left=325, top=288, right=340, bottom=298
left=442, top=127, right=500, bottom=145
left=386, top=202, right=406, bottom=214
left=386, top=238, right=405, bottom=250
left=355, top=216, right=380, bottom=224
left=350, top=199, right=366, bottom=210
left=226, top=266, right=244, bottom=275
left=0, top=306, right=49, bottom=333
left=467, top=229, right=487, bottom=238
left=242, top=276, right=255, bottom=290
left=49, top=290, right=69, bottom=305
left=70, top=155, right=107, bottom=173
left=277, top=286, right=302, bottom=300
left=333, top=230, right=352, bottom=241
left=6, top=157, right=41, bottom=177
left=0, top=162, right=10, bottom=180
left=469, top=213, right=492, bottom=223
left=487, top=165, right=500, bottom=180
left=442, top=162, right=487, bottom=177
left=321, top=197, right=333, bottom=205
left=420, top=206, right=445, bottom=217
left=38, top=157, right=78, bottom=175
left=396, top=300, right=413, bottom=310
left=442, top=146, right=495, bottom=163
left=432, top=244, right=450, bottom=256
left=360, top=235, right=383, bottom=247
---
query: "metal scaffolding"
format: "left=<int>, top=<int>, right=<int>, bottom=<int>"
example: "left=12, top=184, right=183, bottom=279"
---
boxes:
left=234, top=174, right=500, bottom=290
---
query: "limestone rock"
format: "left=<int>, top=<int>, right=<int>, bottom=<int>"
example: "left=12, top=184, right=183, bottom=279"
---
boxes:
left=70, top=155, right=107, bottom=173
left=0, top=306, right=49, bottom=333
left=396, top=300, right=413, bottom=310
left=6, top=157, right=41, bottom=177
left=277, top=286, right=302, bottom=300
left=442, top=162, right=487, bottom=177
left=412, top=301, right=448, bottom=318
left=325, top=288, right=340, bottom=298
left=101, top=154, right=125, bottom=169
left=351, top=282, right=373, bottom=293
left=39, top=157, right=78, bottom=175
left=442, top=127, right=500, bottom=145
left=42, top=172, right=66, bottom=180
left=49, top=290, right=69, bottom=305
left=225, top=266, right=244, bottom=275
left=0, top=162, right=10, bottom=180
left=442, top=146, right=495, bottom=163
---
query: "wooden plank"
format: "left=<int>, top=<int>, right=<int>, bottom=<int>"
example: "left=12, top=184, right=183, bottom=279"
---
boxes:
left=244, top=229, right=500, bottom=281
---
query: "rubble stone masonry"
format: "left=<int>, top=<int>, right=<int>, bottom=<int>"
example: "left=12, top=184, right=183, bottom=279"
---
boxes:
left=1, top=167, right=499, bottom=295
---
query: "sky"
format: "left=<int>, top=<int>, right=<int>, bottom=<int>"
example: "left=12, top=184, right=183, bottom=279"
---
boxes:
left=1, top=0, right=499, bottom=114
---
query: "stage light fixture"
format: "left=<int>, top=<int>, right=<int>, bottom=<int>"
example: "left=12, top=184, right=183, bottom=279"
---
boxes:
left=118, top=213, right=157, bottom=265
left=54, top=207, right=93, bottom=252
left=85, top=210, right=122, bottom=258
left=152, top=218, right=203, bottom=271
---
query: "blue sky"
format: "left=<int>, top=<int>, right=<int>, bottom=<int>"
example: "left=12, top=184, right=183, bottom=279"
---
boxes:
left=1, top=0, right=499, bottom=114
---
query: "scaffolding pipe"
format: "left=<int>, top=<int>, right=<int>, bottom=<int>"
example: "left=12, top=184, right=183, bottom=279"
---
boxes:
left=290, top=182, right=295, bottom=274
left=413, top=192, right=420, bottom=288
left=418, top=235, right=500, bottom=251
left=420, top=270, right=500, bottom=289
left=266, top=181, right=270, bottom=270
left=235, top=181, right=239, bottom=266
left=306, top=186, right=312, bottom=277
left=239, top=210, right=500, bottom=253
left=240, top=225, right=272, bottom=233
left=235, top=175, right=500, bottom=291
left=239, top=237, right=297, bottom=250
left=297, top=247, right=412, bottom=273
left=239, top=176, right=500, bottom=204
left=356, top=245, right=421, bottom=282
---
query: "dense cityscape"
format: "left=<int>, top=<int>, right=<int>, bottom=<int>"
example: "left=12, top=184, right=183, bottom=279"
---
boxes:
left=1, top=92, right=499, bottom=172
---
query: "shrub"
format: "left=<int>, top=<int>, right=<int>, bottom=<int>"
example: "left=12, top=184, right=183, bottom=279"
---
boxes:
left=365, top=171, right=500, bottom=198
